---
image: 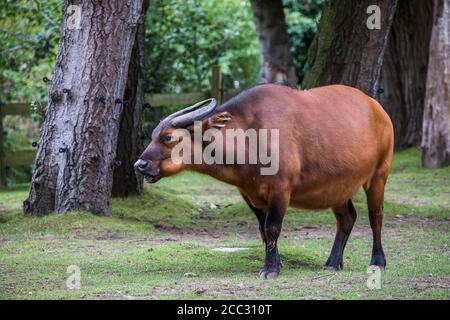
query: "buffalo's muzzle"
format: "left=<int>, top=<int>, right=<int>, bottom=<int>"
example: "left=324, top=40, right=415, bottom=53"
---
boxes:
left=134, top=159, right=161, bottom=183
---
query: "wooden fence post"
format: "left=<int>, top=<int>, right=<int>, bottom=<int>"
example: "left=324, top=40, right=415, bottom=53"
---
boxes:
left=211, top=65, right=223, bottom=104
left=0, top=105, right=6, bottom=187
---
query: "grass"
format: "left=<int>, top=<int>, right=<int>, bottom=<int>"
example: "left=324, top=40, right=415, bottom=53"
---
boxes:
left=0, top=148, right=449, bottom=299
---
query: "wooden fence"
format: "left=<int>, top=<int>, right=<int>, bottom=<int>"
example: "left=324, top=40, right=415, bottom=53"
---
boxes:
left=0, top=66, right=240, bottom=187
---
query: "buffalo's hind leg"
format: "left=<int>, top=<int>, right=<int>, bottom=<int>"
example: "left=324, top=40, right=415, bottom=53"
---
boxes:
left=364, top=177, right=387, bottom=268
left=324, top=200, right=357, bottom=270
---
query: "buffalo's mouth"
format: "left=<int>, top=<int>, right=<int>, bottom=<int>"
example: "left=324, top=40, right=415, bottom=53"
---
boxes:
left=144, top=173, right=161, bottom=183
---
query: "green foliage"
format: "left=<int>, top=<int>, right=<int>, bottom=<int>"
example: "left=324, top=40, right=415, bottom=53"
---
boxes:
left=0, top=1, right=59, bottom=184
left=145, top=0, right=260, bottom=93
left=0, top=0, right=326, bottom=99
left=0, top=0, right=61, bottom=102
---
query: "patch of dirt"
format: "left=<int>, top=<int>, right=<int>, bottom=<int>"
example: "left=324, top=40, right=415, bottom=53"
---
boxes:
left=116, top=213, right=449, bottom=246
left=399, top=276, right=450, bottom=291
left=387, top=198, right=435, bottom=207
left=150, top=279, right=260, bottom=299
left=151, top=223, right=184, bottom=233
left=385, top=215, right=449, bottom=227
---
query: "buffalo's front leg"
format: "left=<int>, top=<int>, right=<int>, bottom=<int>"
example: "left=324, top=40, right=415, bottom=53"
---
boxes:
left=240, top=192, right=282, bottom=278
left=239, top=192, right=268, bottom=243
left=259, top=192, right=289, bottom=280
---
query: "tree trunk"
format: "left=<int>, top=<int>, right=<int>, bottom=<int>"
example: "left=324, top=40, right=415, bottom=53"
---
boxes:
left=421, top=0, right=450, bottom=168
left=302, top=0, right=398, bottom=97
left=379, top=0, right=433, bottom=149
left=112, top=0, right=149, bottom=197
left=250, top=0, right=298, bottom=87
left=24, top=0, right=144, bottom=215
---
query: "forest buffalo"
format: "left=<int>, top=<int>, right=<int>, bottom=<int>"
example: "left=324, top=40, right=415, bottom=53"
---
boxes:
left=135, top=84, right=394, bottom=279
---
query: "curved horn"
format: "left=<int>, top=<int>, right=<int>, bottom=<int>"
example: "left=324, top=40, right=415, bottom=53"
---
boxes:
left=170, top=98, right=217, bottom=128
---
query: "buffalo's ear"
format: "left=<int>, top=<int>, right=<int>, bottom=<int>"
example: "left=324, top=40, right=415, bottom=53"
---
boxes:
left=205, top=112, right=232, bottom=130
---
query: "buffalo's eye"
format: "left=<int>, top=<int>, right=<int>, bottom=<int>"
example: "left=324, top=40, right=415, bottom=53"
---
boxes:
left=161, top=135, right=172, bottom=143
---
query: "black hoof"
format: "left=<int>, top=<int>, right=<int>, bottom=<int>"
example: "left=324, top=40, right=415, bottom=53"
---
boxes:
left=370, top=254, right=386, bottom=268
left=259, top=264, right=281, bottom=280
left=323, top=265, right=340, bottom=271
left=259, top=269, right=280, bottom=280
left=324, top=256, right=343, bottom=271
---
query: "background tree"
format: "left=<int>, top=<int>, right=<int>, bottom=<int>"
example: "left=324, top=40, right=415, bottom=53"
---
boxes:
left=283, top=0, right=325, bottom=83
left=112, top=0, right=149, bottom=197
left=250, top=0, right=298, bottom=87
left=24, top=0, right=144, bottom=215
left=302, top=0, right=398, bottom=97
left=379, top=0, right=433, bottom=149
left=421, top=0, right=450, bottom=168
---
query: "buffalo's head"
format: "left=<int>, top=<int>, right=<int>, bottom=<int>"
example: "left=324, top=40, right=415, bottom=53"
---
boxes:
left=134, top=98, right=231, bottom=183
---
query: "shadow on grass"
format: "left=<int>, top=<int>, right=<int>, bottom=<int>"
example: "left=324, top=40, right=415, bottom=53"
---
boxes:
left=82, top=242, right=324, bottom=277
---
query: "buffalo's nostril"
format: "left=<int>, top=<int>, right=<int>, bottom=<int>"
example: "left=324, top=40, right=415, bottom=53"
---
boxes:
left=135, top=159, right=148, bottom=171
left=138, top=161, right=148, bottom=169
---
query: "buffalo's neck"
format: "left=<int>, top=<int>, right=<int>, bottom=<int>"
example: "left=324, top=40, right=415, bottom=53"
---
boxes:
left=185, top=163, right=244, bottom=188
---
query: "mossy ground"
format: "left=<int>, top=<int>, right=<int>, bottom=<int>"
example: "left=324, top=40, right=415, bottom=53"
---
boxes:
left=0, top=148, right=449, bottom=299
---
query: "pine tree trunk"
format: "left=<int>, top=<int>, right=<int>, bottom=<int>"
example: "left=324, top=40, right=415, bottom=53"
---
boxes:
left=112, top=0, right=149, bottom=197
left=421, top=0, right=450, bottom=168
left=24, top=0, right=144, bottom=215
left=379, top=0, right=433, bottom=149
left=302, top=0, right=398, bottom=97
left=250, top=0, right=298, bottom=87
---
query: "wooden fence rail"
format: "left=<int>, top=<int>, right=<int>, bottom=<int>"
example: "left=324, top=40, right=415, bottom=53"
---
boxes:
left=0, top=65, right=240, bottom=187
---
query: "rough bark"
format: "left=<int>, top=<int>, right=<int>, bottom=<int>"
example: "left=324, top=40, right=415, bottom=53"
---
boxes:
left=24, top=0, right=144, bottom=215
left=112, top=0, right=149, bottom=197
left=421, top=0, right=450, bottom=168
left=302, top=0, right=398, bottom=97
left=250, top=0, right=298, bottom=87
left=379, top=0, right=433, bottom=149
